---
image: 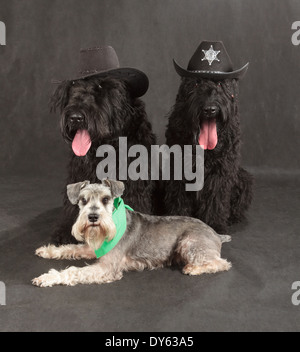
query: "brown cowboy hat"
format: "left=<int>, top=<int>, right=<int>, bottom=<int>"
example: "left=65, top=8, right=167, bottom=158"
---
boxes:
left=52, top=46, right=149, bottom=97
left=173, top=41, right=249, bottom=80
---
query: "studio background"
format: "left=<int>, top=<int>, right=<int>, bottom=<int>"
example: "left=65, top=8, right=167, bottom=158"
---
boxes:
left=0, top=0, right=299, bottom=176
left=0, top=0, right=300, bottom=332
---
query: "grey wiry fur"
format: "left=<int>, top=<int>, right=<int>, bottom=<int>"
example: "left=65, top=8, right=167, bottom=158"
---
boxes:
left=33, top=180, right=231, bottom=287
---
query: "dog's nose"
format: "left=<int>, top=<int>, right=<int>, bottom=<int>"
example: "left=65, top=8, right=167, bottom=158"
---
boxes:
left=88, top=214, right=99, bottom=223
left=69, top=113, right=84, bottom=124
left=204, top=105, right=219, bottom=116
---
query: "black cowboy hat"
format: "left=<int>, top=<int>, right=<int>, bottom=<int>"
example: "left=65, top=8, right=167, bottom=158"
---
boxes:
left=173, top=41, right=249, bottom=80
left=53, top=46, right=149, bottom=97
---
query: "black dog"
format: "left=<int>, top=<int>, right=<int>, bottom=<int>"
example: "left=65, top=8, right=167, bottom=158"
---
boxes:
left=50, top=46, right=156, bottom=244
left=164, top=41, right=253, bottom=233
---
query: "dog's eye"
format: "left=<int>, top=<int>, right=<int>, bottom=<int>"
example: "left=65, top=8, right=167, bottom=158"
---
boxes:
left=102, top=197, right=109, bottom=205
left=81, top=198, right=87, bottom=205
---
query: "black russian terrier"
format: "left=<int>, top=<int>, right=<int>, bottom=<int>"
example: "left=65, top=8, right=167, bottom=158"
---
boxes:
left=164, top=41, right=253, bottom=233
left=50, top=46, right=156, bottom=244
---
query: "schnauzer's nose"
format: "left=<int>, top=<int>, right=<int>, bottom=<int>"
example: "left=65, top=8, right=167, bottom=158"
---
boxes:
left=203, top=105, right=218, bottom=117
left=88, top=213, right=99, bottom=223
left=69, top=113, right=84, bottom=124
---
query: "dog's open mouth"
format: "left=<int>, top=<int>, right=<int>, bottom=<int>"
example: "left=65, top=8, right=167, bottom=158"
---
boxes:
left=72, top=129, right=92, bottom=157
left=198, top=119, right=218, bottom=150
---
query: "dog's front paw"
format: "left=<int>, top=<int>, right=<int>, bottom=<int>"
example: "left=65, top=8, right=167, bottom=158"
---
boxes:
left=35, top=245, right=51, bottom=258
left=35, top=245, right=56, bottom=259
left=32, top=269, right=61, bottom=287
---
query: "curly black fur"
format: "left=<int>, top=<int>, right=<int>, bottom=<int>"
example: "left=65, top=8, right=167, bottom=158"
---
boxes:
left=164, top=77, right=253, bottom=233
left=50, top=76, right=156, bottom=244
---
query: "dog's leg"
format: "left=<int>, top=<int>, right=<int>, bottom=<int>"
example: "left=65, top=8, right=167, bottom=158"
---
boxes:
left=35, top=244, right=96, bottom=260
left=195, top=175, right=233, bottom=233
left=164, top=180, right=194, bottom=216
left=228, top=167, right=253, bottom=224
left=32, top=261, right=123, bottom=287
left=176, top=231, right=231, bottom=276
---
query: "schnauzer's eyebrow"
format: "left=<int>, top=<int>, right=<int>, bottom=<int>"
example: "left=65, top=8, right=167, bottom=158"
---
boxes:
left=79, top=190, right=90, bottom=197
left=87, top=190, right=111, bottom=199
left=99, top=193, right=111, bottom=199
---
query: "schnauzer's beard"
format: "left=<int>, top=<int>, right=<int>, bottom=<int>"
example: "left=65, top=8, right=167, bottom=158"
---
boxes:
left=72, top=214, right=116, bottom=251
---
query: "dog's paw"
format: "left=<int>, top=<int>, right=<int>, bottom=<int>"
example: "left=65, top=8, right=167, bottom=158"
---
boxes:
left=32, top=269, right=61, bottom=287
left=35, top=245, right=54, bottom=259
left=182, top=259, right=232, bottom=276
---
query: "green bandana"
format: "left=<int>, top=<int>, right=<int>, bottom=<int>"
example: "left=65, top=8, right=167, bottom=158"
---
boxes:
left=94, top=197, right=133, bottom=258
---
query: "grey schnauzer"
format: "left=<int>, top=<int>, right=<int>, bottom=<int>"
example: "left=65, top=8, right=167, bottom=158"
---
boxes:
left=32, top=180, right=231, bottom=287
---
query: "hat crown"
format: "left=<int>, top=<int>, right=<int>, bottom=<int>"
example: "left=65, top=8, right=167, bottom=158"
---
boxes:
left=53, top=45, right=149, bottom=97
left=78, top=46, right=120, bottom=76
left=187, top=41, right=234, bottom=73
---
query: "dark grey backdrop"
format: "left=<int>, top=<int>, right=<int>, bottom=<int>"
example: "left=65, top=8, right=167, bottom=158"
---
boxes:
left=0, top=0, right=300, bottom=175
left=1, top=1, right=300, bottom=332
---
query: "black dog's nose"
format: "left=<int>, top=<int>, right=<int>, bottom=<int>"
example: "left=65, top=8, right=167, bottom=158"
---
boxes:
left=204, top=105, right=219, bottom=116
left=69, top=113, right=84, bottom=124
left=88, top=214, right=99, bottom=223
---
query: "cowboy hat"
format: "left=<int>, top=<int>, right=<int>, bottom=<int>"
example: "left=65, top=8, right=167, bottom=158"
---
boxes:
left=173, top=41, right=249, bottom=80
left=53, top=46, right=149, bottom=97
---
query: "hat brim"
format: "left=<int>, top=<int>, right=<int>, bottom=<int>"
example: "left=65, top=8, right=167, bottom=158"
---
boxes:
left=173, top=59, right=249, bottom=80
left=52, top=67, right=149, bottom=98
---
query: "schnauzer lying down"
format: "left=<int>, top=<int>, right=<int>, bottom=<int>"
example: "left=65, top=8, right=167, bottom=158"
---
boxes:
left=32, top=180, right=231, bottom=287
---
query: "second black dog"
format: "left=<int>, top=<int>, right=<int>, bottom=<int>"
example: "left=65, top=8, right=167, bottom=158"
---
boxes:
left=164, top=41, right=253, bottom=233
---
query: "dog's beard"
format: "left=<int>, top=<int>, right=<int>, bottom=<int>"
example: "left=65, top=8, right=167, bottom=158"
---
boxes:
left=61, top=107, right=93, bottom=157
left=72, top=216, right=116, bottom=251
left=189, top=102, right=231, bottom=150
left=183, top=79, right=235, bottom=150
left=84, top=226, right=106, bottom=251
left=61, top=82, right=131, bottom=157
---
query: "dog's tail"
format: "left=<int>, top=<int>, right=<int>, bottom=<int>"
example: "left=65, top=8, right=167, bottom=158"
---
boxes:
left=219, top=235, right=232, bottom=243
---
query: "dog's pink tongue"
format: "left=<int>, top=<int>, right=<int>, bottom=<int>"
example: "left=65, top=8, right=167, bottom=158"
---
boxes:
left=72, top=130, right=92, bottom=156
left=199, top=120, right=218, bottom=150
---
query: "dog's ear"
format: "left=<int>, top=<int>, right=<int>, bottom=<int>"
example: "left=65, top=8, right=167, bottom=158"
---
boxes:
left=49, top=80, right=72, bottom=113
left=102, top=179, right=125, bottom=198
left=67, top=181, right=90, bottom=205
